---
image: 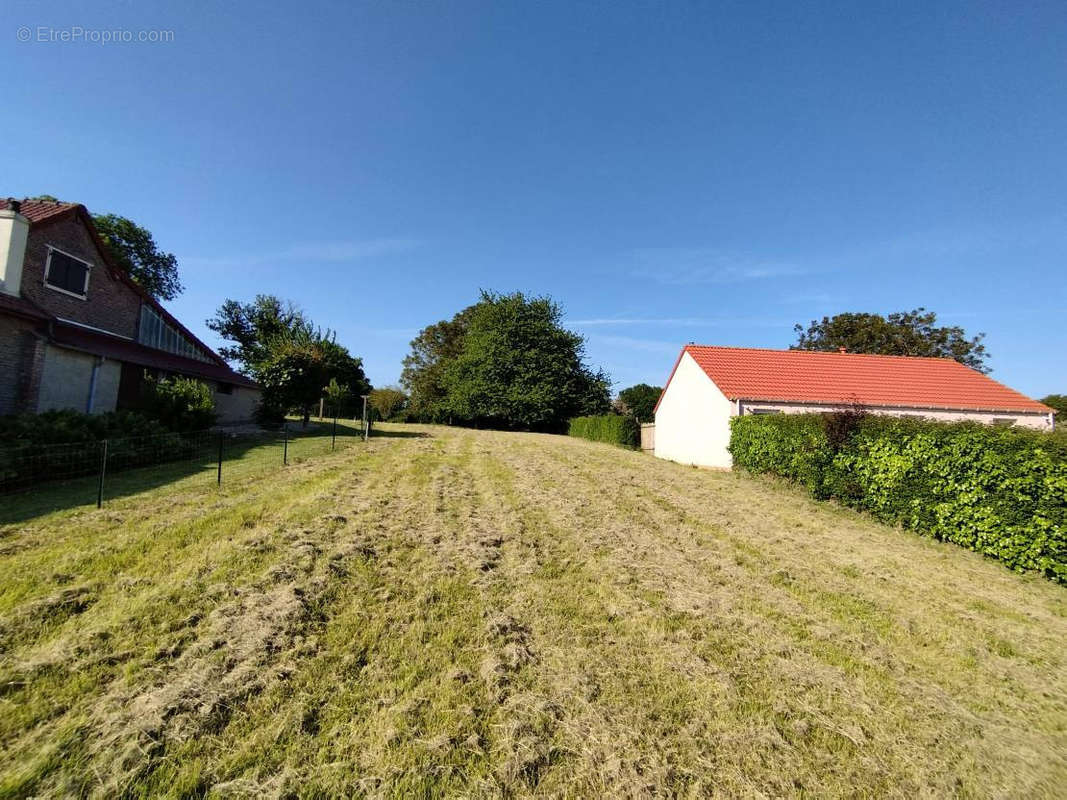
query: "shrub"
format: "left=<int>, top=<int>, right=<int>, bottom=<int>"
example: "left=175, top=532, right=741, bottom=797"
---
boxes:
left=0, top=409, right=172, bottom=446
left=142, top=376, right=217, bottom=432
left=730, top=414, right=1067, bottom=582
left=568, top=415, right=640, bottom=448
left=0, top=409, right=204, bottom=492
left=254, top=399, right=287, bottom=428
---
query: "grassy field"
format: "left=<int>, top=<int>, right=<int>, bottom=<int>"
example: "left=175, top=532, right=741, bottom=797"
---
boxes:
left=1, top=424, right=1065, bottom=798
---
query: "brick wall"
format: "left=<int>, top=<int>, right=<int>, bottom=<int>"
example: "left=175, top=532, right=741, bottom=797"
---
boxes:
left=0, top=315, right=46, bottom=415
left=20, top=215, right=142, bottom=338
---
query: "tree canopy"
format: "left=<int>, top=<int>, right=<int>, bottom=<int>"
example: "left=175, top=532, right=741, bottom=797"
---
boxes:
left=29, top=197, right=183, bottom=301
left=401, top=291, right=610, bottom=432
left=368, top=387, right=409, bottom=421
left=93, top=214, right=183, bottom=301
left=207, top=295, right=370, bottom=424
left=399, top=307, right=474, bottom=422
left=616, top=383, right=663, bottom=423
left=792, top=308, right=989, bottom=372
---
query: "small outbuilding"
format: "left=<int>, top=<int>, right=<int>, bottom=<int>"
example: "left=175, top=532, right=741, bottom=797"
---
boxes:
left=653, top=345, right=1055, bottom=469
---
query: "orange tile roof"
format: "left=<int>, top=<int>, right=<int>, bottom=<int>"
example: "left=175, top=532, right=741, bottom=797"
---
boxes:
left=659, top=345, right=1051, bottom=414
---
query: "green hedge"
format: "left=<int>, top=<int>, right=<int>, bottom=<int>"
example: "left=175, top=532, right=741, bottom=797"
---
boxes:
left=730, top=414, right=1067, bottom=582
left=568, top=415, right=640, bottom=448
left=0, top=409, right=210, bottom=493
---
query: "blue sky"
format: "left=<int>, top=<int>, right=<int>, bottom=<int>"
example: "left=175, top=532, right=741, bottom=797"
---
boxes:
left=5, top=1, right=1065, bottom=397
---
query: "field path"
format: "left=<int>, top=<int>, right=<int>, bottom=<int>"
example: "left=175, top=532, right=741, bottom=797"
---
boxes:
left=1, top=424, right=1065, bottom=798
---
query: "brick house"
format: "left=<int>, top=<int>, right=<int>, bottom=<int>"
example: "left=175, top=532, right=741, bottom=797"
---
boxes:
left=0, top=198, right=260, bottom=422
left=654, top=344, right=1055, bottom=468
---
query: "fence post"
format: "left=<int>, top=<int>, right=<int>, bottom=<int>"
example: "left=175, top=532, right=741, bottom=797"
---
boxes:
left=332, top=414, right=338, bottom=450
left=97, top=439, right=108, bottom=509
left=217, top=431, right=224, bottom=486
left=283, top=423, right=289, bottom=465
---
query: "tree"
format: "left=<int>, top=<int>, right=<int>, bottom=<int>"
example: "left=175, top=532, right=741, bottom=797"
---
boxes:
left=432, top=291, right=610, bottom=432
left=616, top=383, right=663, bottom=423
left=1041, top=394, right=1066, bottom=423
left=400, top=307, right=474, bottom=422
left=792, top=308, right=989, bottom=372
left=369, top=387, right=408, bottom=421
left=28, top=196, right=183, bottom=301
left=208, top=295, right=370, bottom=425
left=324, top=378, right=350, bottom=418
left=92, top=214, right=183, bottom=301
left=206, top=295, right=309, bottom=371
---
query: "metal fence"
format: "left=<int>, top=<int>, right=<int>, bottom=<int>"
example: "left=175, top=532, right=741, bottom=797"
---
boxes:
left=0, top=419, right=369, bottom=509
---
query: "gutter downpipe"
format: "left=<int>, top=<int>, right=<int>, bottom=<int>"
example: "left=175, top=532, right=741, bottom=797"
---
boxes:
left=87, top=356, right=102, bottom=414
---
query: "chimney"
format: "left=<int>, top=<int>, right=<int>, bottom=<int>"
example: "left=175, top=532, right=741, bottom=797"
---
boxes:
left=838, top=347, right=847, bottom=354
left=0, top=200, right=30, bottom=296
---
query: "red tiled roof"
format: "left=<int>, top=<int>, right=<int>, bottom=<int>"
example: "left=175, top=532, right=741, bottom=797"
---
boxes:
left=1, top=198, right=80, bottom=224
left=51, top=322, right=258, bottom=388
left=657, top=345, right=1051, bottom=415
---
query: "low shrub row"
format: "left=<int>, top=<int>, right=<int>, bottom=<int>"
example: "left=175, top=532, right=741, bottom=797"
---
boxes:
left=568, top=415, right=640, bottom=448
left=0, top=375, right=218, bottom=493
left=0, top=409, right=173, bottom=446
left=730, top=413, right=1067, bottom=582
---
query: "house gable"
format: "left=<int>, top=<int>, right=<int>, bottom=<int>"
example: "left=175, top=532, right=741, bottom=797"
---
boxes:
left=654, top=351, right=735, bottom=468
left=21, top=209, right=143, bottom=339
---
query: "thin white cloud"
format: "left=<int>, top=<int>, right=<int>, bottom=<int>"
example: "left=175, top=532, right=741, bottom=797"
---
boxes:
left=631, top=246, right=812, bottom=285
left=185, top=238, right=418, bottom=268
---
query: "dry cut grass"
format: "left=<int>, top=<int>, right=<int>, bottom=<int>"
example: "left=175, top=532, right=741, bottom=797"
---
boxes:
left=1, top=424, right=1065, bottom=798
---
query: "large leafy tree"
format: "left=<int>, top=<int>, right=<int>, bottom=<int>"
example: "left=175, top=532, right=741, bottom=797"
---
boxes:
left=415, top=290, right=610, bottom=432
left=30, top=196, right=183, bottom=301
left=206, top=295, right=308, bottom=369
left=208, top=295, right=370, bottom=424
left=93, top=214, right=183, bottom=301
left=400, top=307, right=475, bottom=421
left=617, top=383, right=663, bottom=423
left=792, top=308, right=989, bottom=372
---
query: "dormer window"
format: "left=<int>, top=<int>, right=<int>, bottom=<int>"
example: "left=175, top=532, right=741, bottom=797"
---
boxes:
left=44, top=247, right=91, bottom=299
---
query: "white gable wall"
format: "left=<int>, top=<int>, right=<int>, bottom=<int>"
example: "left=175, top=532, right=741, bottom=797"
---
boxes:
left=654, top=351, right=735, bottom=468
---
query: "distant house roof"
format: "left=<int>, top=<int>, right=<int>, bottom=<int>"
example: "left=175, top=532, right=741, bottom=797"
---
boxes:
left=2, top=196, right=256, bottom=390
left=656, top=345, right=1051, bottom=415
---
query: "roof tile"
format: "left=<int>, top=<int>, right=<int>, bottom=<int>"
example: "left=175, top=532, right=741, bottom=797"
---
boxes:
left=672, top=345, right=1050, bottom=414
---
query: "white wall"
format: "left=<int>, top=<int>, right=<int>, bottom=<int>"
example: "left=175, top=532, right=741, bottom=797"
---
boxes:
left=654, top=352, right=735, bottom=468
left=214, top=385, right=261, bottom=424
left=37, top=346, right=120, bottom=414
left=0, top=208, right=29, bottom=296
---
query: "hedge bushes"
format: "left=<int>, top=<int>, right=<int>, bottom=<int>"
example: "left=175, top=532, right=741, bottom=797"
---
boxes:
left=0, top=407, right=211, bottom=493
left=0, top=409, right=173, bottom=446
left=568, top=415, right=640, bottom=448
left=730, top=414, right=1067, bottom=582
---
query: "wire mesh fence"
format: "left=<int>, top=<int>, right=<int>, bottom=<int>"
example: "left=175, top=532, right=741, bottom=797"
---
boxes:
left=0, top=418, right=368, bottom=512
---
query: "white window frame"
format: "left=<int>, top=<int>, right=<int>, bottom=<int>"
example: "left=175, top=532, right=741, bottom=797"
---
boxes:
left=43, top=245, right=92, bottom=300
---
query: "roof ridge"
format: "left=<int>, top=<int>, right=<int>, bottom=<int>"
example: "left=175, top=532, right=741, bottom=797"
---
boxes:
left=684, top=343, right=969, bottom=365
